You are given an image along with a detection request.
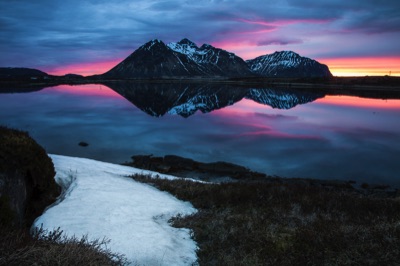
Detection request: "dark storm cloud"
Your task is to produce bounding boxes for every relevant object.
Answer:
[0,0,399,72]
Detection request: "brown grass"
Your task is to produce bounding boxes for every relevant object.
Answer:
[132,174,400,266]
[0,226,127,266]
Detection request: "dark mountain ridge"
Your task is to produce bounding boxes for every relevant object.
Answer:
[0,67,50,79]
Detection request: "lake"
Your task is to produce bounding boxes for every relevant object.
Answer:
[1,82,399,187]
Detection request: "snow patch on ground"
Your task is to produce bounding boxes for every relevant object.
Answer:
[34,154,198,266]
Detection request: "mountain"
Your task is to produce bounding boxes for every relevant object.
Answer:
[103,82,324,117]
[246,51,332,78]
[103,39,206,78]
[167,38,253,77]
[0,41,333,80]
[103,39,253,79]
[0,67,49,79]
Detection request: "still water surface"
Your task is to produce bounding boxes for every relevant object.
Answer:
[1,83,399,187]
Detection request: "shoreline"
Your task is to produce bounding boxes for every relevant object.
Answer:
[1,76,400,99]
[124,154,400,198]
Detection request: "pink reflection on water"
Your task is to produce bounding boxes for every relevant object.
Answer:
[43,84,124,99]
[237,130,325,140]
[211,100,323,140]
[210,95,400,144]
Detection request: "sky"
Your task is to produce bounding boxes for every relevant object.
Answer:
[0,0,399,76]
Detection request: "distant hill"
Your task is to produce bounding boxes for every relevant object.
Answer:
[246,51,332,78]
[0,67,49,79]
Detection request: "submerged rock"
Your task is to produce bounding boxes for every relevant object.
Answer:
[78,141,89,147]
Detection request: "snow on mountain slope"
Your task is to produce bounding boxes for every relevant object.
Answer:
[167,38,205,62]
[33,154,197,266]
[166,38,253,76]
[167,38,230,65]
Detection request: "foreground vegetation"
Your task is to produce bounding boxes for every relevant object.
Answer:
[133,175,400,265]
[2,125,400,265]
[0,227,127,266]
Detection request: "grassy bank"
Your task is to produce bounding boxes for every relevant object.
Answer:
[133,174,400,265]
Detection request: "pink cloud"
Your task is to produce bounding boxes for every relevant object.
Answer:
[236,18,333,27]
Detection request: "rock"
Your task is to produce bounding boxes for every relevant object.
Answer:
[0,126,60,227]
[78,141,89,147]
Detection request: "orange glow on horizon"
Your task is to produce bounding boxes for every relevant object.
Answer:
[319,57,400,77]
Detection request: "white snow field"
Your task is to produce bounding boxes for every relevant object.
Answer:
[33,154,198,266]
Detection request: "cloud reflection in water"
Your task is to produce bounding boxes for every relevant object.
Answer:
[0,84,399,187]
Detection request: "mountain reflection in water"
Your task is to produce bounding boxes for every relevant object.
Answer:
[0,82,399,187]
[103,81,324,117]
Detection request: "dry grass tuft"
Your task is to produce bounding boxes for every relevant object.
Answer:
[0,226,127,266]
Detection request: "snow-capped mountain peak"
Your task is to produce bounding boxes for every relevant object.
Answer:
[139,39,165,51]
[167,38,201,58]
[177,38,198,47]
[200,43,212,49]
[164,38,253,76]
